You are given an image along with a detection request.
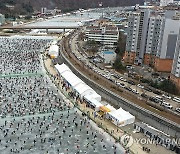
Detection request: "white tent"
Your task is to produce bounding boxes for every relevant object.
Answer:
[48,44,59,58]
[84,92,101,102]
[84,94,103,110]
[105,104,116,112]
[55,63,71,74]
[73,83,94,98]
[61,71,83,87]
[107,108,135,127]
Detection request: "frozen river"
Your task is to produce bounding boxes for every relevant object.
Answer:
[0,36,125,153]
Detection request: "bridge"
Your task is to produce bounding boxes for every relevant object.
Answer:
[0,26,79,33]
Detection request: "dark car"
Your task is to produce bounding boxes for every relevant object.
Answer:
[153,90,162,95]
[124,87,132,92]
[144,87,153,92]
[149,97,159,103]
[127,80,135,85]
[141,93,149,99]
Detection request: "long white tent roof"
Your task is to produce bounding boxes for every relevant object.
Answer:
[84,94,102,107]
[74,83,94,96]
[84,92,101,101]
[55,64,71,74]
[61,71,83,87]
[108,108,135,123]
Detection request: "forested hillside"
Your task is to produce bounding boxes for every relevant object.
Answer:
[0,0,144,16]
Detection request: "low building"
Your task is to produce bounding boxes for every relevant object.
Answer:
[85,24,119,48]
[99,50,116,64]
[0,14,5,26]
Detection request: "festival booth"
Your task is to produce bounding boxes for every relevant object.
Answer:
[73,83,95,99]
[84,94,102,110]
[84,92,101,102]
[99,105,111,115]
[55,63,71,75]
[106,108,135,127]
[60,71,83,89]
[48,45,59,58]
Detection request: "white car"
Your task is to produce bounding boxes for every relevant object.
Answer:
[137,84,144,89]
[117,82,125,88]
[132,89,139,94]
[162,94,171,100]
[175,108,180,113]
[161,102,173,109]
[119,77,127,82]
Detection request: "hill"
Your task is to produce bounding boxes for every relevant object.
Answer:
[0,0,144,16]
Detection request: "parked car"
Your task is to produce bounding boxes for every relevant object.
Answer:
[162,94,171,100]
[153,90,162,95]
[149,97,159,103]
[132,89,139,94]
[144,87,153,92]
[141,93,149,99]
[124,87,132,92]
[127,80,135,85]
[175,108,180,113]
[137,84,144,89]
[116,82,125,88]
[161,102,173,109]
[119,77,127,82]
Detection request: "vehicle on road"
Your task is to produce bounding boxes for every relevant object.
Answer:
[119,77,127,82]
[144,87,153,92]
[162,94,171,100]
[132,89,139,94]
[141,93,149,99]
[175,108,180,113]
[173,97,180,103]
[137,84,144,89]
[127,80,135,85]
[149,97,159,103]
[124,87,132,92]
[153,90,162,95]
[161,102,173,109]
[116,82,125,88]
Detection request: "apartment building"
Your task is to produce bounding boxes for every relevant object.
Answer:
[144,14,165,66]
[124,9,180,72]
[154,12,180,72]
[171,30,180,89]
[124,9,151,64]
[85,24,119,48]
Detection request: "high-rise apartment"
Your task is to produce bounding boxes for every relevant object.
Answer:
[124,9,151,64]
[171,29,180,89]
[124,9,180,72]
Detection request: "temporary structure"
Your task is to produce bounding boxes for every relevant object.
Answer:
[73,83,94,98]
[48,45,59,58]
[61,71,83,87]
[100,106,111,113]
[83,92,101,102]
[55,63,71,74]
[106,108,135,127]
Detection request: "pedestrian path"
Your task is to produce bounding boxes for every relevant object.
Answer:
[0,72,44,78]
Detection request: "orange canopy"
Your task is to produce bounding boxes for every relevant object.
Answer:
[100,106,111,112]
